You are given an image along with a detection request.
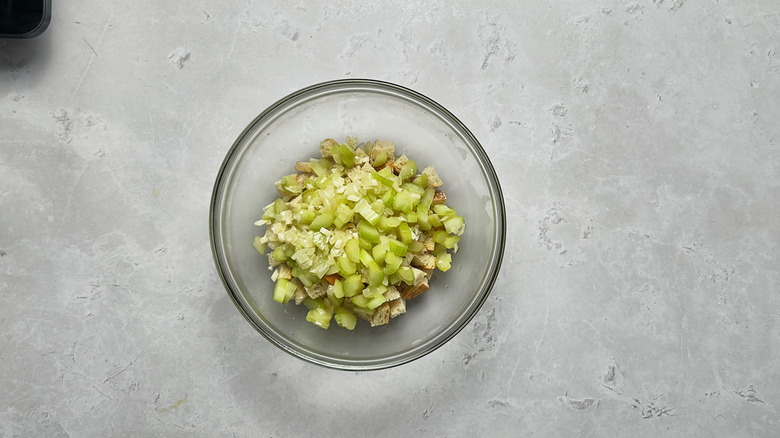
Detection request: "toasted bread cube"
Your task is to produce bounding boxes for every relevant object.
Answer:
[389,298,406,318]
[392,154,408,174]
[274,264,292,280]
[371,140,395,165]
[319,138,339,157]
[305,281,327,299]
[295,161,313,173]
[370,302,391,327]
[422,166,443,188]
[412,253,437,270]
[400,280,429,300]
[432,190,447,205]
[383,285,401,302]
[292,278,307,305]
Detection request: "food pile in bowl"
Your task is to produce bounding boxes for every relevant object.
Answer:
[210,79,505,370]
[252,137,466,330]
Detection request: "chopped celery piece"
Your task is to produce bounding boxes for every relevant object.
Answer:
[387,238,408,256]
[397,221,413,244]
[299,209,316,225]
[337,255,357,276]
[359,248,374,268]
[398,160,417,181]
[413,173,428,188]
[363,284,387,298]
[436,253,452,271]
[444,215,465,235]
[334,308,357,330]
[306,307,331,329]
[381,216,402,230]
[273,278,296,304]
[344,238,361,263]
[372,244,387,265]
[404,211,417,223]
[310,158,330,176]
[373,150,388,167]
[367,294,386,310]
[417,206,431,231]
[350,294,370,308]
[408,241,424,253]
[272,246,288,262]
[343,274,364,297]
[371,169,394,186]
[331,279,345,299]
[392,189,414,213]
[428,213,442,228]
[252,236,266,254]
[396,266,415,285]
[355,198,381,225]
[402,182,425,197]
[381,188,395,206]
[420,188,435,211]
[335,144,356,167]
[383,252,402,275]
[433,204,455,217]
[367,260,384,287]
[309,211,335,230]
[358,220,380,243]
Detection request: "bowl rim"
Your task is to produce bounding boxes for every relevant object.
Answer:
[210,78,506,370]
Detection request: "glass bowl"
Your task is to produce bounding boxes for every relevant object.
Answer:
[210,79,506,370]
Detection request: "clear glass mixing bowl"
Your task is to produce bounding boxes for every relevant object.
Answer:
[210,79,506,370]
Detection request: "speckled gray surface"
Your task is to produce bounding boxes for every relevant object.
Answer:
[1,0,779,436]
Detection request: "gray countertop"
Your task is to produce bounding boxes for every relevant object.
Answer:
[2,1,778,436]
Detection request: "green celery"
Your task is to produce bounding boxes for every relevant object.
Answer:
[252,236,266,254]
[358,220,380,243]
[344,238,361,263]
[334,308,357,330]
[306,307,332,329]
[343,274,364,297]
[309,211,335,230]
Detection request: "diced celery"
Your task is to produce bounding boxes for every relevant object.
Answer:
[396,266,415,285]
[310,158,330,176]
[335,144,356,167]
[408,241,424,254]
[334,308,357,330]
[306,307,331,329]
[371,169,394,186]
[417,206,431,231]
[444,215,465,235]
[413,173,428,188]
[350,294,370,308]
[433,204,455,217]
[383,251,402,275]
[273,278,293,303]
[272,246,288,262]
[344,238,361,263]
[363,284,387,298]
[381,188,395,207]
[299,209,316,225]
[343,274,364,297]
[337,255,357,276]
[373,150,388,167]
[402,182,425,197]
[367,260,384,287]
[381,216,402,230]
[428,213,442,228]
[372,244,387,264]
[309,211,335,230]
[397,221,413,244]
[392,189,414,213]
[436,253,452,271]
[355,198,381,225]
[358,220,380,243]
[404,211,417,223]
[367,294,386,310]
[420,187,435,211]
[327,285,343,308]
[359,248,374,268]
[398,160,417,181]
[303,297,320,310]
[310,259,330,278]
[252,236,266,254]
[387,238,408,257]
[331,279,344,299]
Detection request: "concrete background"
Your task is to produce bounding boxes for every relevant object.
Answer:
[1,0,778,436]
